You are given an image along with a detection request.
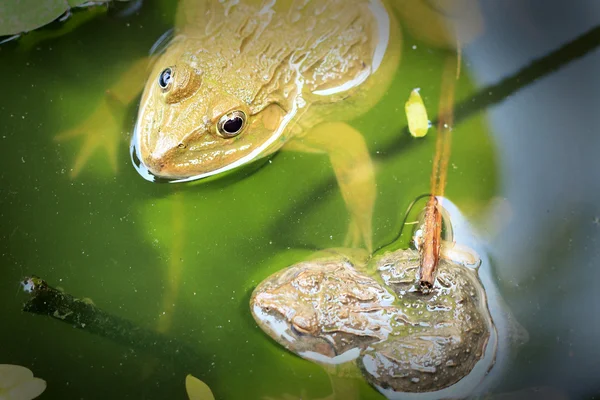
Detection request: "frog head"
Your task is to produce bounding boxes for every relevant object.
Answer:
[250,259,394,365]
[133,38,295,182]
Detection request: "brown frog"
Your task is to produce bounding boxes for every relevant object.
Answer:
[250,198,527,398]
[58,0,405,252]
[361,249,491,394]
[251,251,396,365]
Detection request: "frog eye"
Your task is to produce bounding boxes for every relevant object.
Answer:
[216,110,247,138]
[158,67,174,90]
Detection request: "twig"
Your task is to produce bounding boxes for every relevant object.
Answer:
[20,276,204,367]
[418,55,456,289]
[418,196,442,289]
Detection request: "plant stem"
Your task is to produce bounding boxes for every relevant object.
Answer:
[418,54,456,289]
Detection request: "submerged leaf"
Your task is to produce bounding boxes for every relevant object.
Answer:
[185,375,215,400]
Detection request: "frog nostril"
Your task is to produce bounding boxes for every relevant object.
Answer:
[177,143,186,149]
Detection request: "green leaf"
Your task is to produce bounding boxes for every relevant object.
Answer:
[0,0,130,36]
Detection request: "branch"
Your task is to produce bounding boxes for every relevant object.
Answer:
[21,276,204,367]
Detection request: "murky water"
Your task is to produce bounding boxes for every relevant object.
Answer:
[0,1,597,399]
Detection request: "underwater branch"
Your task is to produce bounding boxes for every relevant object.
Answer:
[20,276,203,367]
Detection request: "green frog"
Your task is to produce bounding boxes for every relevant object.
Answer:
[250,198,527,399]
[57,0,404,251]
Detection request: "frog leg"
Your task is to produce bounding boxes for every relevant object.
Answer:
[54,58,150,178]
[440,241,481,268]
[327,374,360,400]
[313,364,360,400]
[156,191,185,335]
[284,122,375,252]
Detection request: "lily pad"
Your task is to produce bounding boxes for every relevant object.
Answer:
[0,0,130,36]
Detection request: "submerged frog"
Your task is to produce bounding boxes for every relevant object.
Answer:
[58,0,403,251]
[251,198,527,399]
[360,249,491,394]
[251,248,492,397]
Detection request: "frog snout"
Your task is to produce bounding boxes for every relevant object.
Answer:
[140,147,183,179]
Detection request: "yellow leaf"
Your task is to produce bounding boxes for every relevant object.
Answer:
[405,89,430,138]
[185,375,215,400]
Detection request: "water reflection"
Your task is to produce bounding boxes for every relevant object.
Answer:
[460,0,600,396]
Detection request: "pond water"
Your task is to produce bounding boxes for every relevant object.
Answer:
[0,1,597,399]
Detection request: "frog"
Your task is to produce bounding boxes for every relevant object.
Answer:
[250,251,397,365]
[250,197,527,399]
[359,248,492,395]
[56,0,405,252]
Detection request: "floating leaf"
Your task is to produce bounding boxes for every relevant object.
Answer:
[405,88,430,138]
[0,364,46,400]
[185,375,215,400]
[0,0,131,36]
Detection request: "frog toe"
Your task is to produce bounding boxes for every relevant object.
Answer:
[54,101,121,178]
[343,218,363,249]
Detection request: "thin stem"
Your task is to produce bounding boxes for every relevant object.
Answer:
[418,55,457,289]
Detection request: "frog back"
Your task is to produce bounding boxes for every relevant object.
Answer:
[172,0,401,138]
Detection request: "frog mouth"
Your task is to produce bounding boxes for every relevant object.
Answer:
[131,113,292,183]
[130,121,259,182]
[250,303,302,347]
[250,303,338,362]
[250,302,363,365]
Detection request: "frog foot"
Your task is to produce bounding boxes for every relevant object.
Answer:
[343,217,363,249]
[54,91,125,178]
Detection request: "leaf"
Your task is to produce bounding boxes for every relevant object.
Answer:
[0,365,46,400]
[0,364,33,390]
[67,0,90,6]
[405,88,430,138]
[185,375,215,400]
[7,378,46,400]
[0,0,74,36]
[0,0,131,36]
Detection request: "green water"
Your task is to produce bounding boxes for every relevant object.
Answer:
[0,2,497,399]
